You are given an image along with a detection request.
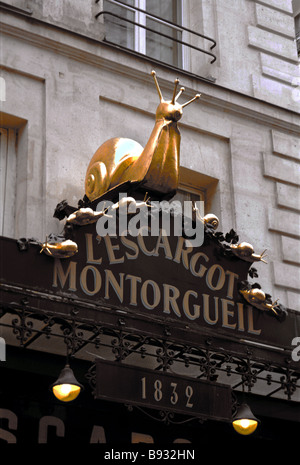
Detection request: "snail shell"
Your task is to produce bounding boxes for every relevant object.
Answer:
[40,239,78,258]
[231,242,254,257]
[85,138,143,202]
[66,207,106,225]
[247,288,266,302]
[203,214,219,230]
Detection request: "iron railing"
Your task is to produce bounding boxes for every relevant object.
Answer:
[95,0,217,65]
[1,291,299,404]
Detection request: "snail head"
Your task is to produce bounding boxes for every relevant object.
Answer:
[151,71,200,122]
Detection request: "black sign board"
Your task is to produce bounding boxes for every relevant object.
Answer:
[1,211,299,353]
[95,359,232,422]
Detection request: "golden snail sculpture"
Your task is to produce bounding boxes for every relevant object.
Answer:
[40,237,78,259]
[230,242,267,263]
[193,203,219,230]
[85,71,200,202]
[239,288,279,316]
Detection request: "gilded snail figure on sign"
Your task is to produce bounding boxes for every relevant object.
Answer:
[85,71,200,202]
[230,242,267,263]
[66,207,108,225]
[40,238,78,258]
[239,288,279,316]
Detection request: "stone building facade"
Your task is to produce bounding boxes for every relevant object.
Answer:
[1,0,299,313]
[1,0,300,445]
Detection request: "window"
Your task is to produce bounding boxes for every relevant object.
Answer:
[295,13,300,56]
[0,127,17,236]
[173,167,219,220]
[293,0,300,56]
[173,186,205,206]
[101,0,183,68]
[96,0,217,70]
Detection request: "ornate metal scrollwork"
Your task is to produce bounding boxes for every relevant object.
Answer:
[111,330,132,361]
[1,301,299,403]
[235,357,259,392]
[12,313,33,346]
[280,362,299,401]
[85,363,97,395]
[125,404,204,426]
[11,300,34,346]
[198,349,218,381]
[156,340,176,371]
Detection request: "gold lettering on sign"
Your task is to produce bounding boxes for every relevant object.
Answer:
[105,270,124,302]
[173,236,193,270]
[137,234,155,256]
[153,230,173,260]
[104,235,124,264]
[206,264,226,291]
[189,252,209,277]
[125,274,142,306]
[203,294,219,325]
[182,290,200,320]
[225,270,239,299]
[53,259,77,291]
[80,265,102,296]
[141,280,161,309]
[221,298,236,330]
[120,236,139,260]
[163,284,181,317]
[51,232,263,338]
[86,233,102,264]
[237,302,245,332]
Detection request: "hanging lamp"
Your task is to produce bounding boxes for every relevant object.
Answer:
[232,403,260,435]
[51,364,84,402]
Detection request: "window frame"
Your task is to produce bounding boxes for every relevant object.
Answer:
[102,0,184,68]
[96,0,217,71]
[0,127,17,237]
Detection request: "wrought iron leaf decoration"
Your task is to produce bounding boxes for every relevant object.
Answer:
[225,229,239,244]
[248,267,258,278]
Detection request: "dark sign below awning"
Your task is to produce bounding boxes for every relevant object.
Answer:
[95,359,232,422]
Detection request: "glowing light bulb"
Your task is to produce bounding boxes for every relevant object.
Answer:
[52,383,81,402]
[232,404,259,435]
[51,365,83,402]
[240,419,251,429]
[60,384,72,396]
[232,418,258,435]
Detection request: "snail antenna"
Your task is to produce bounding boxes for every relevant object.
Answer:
[175,86,185,102]
[151,70,163,101]
[271,299,279,316]
[171,78,180,104]
[260,249,268,264]
[181,93,201,108]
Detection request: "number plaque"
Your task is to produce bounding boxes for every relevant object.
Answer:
[95,360,232,421]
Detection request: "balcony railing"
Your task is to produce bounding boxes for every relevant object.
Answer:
[95,0,217,68]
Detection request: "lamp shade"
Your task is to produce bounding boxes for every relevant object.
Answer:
[232,403,260,436]
[51,364,84,402]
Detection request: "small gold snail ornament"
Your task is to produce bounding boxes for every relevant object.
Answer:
[203,213,219,229]
[192,203,219,230]
[230,242,267,263]
[66,207,108,226]
[40,237,78,258]
[110,195,152,216]
[85,71,200,201]
[239,288,279,316]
